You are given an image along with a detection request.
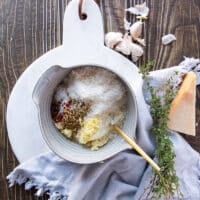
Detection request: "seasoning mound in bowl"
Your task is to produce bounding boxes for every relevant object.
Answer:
[51,67,127,150]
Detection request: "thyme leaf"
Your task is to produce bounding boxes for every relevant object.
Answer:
[140,62,182,200]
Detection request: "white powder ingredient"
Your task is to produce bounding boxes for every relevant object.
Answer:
[64,67,127,116]
[54,66,127,143]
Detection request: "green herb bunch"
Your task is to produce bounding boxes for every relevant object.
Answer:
[139,60,154,79]
[139,62,182,200]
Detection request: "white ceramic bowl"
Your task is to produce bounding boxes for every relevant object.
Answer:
[33,65,137,164]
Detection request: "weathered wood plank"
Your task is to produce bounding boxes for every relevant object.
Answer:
[146,0,200,152]
[0,0,199,199]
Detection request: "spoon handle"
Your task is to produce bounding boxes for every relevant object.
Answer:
[113,125,160,172]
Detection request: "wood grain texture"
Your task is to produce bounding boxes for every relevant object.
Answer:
[0,0,200,199]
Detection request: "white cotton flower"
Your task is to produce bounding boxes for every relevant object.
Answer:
[130,21,143,40]
[162,34,176,45]
[105,32,123,49]
[126,2,149,17]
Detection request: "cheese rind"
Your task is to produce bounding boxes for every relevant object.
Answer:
[167,71,196,136]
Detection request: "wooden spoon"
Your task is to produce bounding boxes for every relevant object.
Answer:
[113,125,160,172]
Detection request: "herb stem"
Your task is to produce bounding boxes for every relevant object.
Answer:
[140,61,182,200]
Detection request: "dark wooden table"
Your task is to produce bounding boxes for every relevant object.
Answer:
[0,0,200,199]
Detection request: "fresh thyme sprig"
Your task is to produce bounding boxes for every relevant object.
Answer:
[140,62,182,200]
[148,83,181,199]
[139,60,154,79]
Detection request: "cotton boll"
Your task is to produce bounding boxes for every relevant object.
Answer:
[130,21,143,40]
[105,32,123,49]
[162,34,176,45]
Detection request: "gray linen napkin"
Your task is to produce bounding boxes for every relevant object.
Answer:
[7,58,200,200]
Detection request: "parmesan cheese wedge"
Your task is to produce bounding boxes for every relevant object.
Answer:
[167,71,196,136]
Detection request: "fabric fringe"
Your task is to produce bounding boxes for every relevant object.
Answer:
[7,172,68,200]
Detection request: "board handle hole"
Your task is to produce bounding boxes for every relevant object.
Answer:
[79,0,87,20]
[78,0,100,20]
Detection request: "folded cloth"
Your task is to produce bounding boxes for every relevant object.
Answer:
[7,58,200,200]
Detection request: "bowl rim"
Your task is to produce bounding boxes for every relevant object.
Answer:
[33,64,138,164]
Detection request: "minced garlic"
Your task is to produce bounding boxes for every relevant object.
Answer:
[90,136,110,151]
[78,117,101,144]
[61,129,72,138]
